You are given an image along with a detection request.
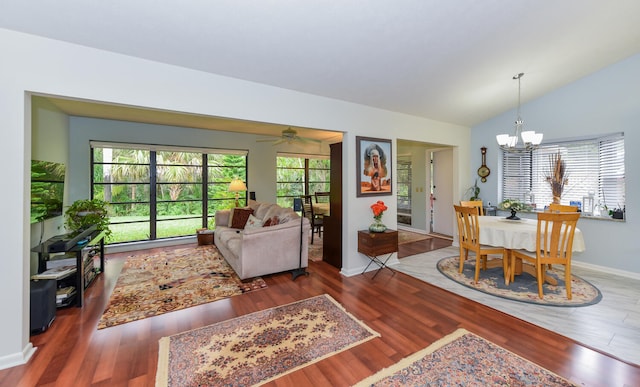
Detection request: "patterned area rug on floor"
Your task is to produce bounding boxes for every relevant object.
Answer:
[354,328,578,386]
[308,234,323,262]
[98,245,266,329]
[437,256,602,307]
[398,230,432,245]
[156,294,380,387]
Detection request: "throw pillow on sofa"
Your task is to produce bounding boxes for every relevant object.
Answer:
[228,208,254,229]
[263,215,279,227]
[245,214,264,229]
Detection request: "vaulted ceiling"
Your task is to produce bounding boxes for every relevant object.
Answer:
[3,1,640,136]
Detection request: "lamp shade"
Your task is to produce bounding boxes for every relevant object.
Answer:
[228,178,247,192]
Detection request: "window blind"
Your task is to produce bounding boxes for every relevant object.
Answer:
[501,133,624,210]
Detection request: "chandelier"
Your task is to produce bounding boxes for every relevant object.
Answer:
[496,73,543,152]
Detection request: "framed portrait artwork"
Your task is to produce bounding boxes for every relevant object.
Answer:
[356,136,392,197]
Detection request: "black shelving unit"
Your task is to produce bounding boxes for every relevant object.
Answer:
[31,227,106,308]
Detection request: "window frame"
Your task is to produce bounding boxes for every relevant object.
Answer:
[276,153,330,208]
[91,141,247,244]
[501,132,625,213]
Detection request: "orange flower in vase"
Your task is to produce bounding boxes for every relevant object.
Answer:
[369,200,388,232]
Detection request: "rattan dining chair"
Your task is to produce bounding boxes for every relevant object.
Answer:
[460,200,484,216]
[454,205,508,284]
[548,203,579,213]
[510,212,580,299]
[314,191,330,203]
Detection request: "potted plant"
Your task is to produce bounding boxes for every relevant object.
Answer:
[609,207,625,219]
[464,179,481,201]
[498,199,530,220]
[65,199,111,238]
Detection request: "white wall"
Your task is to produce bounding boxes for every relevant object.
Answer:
[0,28,469,368]
[470,53,640,275]
[29,98,69,275]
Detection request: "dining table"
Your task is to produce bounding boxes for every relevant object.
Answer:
[312,202,330,216]
[478,215,586,285]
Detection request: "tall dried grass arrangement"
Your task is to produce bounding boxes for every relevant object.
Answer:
[545,152,568,204]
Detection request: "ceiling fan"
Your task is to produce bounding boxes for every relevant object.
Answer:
[256,127,322,145]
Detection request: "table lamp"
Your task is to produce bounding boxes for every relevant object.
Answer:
[228,178,247,207]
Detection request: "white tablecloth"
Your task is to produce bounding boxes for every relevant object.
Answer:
[478,216,585,252]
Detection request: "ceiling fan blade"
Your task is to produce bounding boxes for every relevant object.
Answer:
[256,137,278,142]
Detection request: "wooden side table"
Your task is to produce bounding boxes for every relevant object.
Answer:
[358,229,398,278]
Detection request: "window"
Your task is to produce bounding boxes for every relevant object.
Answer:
[276,154,330,208]
[501,133,624,211]
[91,142,247,244]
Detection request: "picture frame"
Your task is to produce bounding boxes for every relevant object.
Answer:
[356,136,392,197]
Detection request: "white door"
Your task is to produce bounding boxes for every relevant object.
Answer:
[432,148,454,237]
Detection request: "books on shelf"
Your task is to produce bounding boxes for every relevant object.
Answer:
[56,286,76,299]
[56,286,76,305]
[31,265,77,280]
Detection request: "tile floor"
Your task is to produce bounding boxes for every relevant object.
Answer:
[392,246,640,366]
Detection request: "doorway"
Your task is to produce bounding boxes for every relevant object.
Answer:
[430,148,454,238]
[396,140,454,238]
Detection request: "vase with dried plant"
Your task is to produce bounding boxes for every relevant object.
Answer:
[545,152,568,204]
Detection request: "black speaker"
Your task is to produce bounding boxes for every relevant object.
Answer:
[30,280,56,334]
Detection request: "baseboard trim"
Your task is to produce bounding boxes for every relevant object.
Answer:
[572,260,640,281]
[341,255,400,277]
[0,342,36,371]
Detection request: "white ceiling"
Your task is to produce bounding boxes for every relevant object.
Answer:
[3,1,640,134]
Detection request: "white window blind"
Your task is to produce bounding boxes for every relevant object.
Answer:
[501,133,624,210]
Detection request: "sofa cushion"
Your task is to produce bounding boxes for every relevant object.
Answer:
[244,214,264,229]
[248,200,263,212]
[262,205,284,222]
[278,208,299,224]
[228,208,254,229]
[254,203,277,220]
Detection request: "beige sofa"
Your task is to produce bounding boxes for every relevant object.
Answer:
[214,201,310,279]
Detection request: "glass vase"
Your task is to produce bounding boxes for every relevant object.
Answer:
[369,218,387,233]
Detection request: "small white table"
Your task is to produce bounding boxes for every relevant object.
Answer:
[478,216,585,284]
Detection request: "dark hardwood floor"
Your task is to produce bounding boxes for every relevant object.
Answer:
[397,233,452,258]
[3,241,638,386]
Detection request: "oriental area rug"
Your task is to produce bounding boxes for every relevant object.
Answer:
[97,245,266,329]
[156,294,380,386]
[354,328,578,386]
[437,256,602,307]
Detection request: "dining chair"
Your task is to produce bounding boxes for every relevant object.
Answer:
[544,203,579,270]
[548,203,579,213]
[314,191,330,203]
[511,212,580,299]
[301,195,323,244]
[460,200,484,216]
[454,205,508,284]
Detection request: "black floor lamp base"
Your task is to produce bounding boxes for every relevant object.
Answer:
[292,197,309,281]
[291,268,309,280]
